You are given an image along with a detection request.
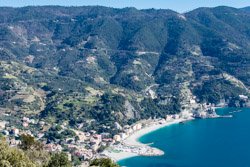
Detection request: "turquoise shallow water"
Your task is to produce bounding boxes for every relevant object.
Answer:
[118,108,250,167]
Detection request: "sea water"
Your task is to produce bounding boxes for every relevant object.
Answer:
[118,108,250,167]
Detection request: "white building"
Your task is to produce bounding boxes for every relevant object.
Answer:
[39,121,45,127]
[239,95,248,101]
[120,133,128,140]
[22,117,30,122]
[0,121,7,130]
[190,99,196,104]
[113,135,121,142]
[132,123,142,131]
[22,122,29,127]
[125,128,133,135]
[165,115,172,121]
[180,110,193,119]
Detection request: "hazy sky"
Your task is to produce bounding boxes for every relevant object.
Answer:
[0,0,249,12]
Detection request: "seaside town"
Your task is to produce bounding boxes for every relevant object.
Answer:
[0,1,250,166]
[0,94,249,165]
[0,95,248,166]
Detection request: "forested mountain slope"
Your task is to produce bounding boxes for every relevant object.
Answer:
[0,6,249,133]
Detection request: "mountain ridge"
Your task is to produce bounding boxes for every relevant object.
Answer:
[0,5,249,134]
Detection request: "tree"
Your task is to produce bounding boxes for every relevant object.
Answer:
[0,160,11,167]
[0,133,4,139]
[25,149,50,166]
[0,139,36,167]
[19,134,43,151]
[97,145,108,153]
[47,152,72,167]
[90,158,119,167]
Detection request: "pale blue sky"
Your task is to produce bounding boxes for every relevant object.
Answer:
[0,0,249,12]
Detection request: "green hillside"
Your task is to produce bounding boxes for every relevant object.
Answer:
[0,6,249,134]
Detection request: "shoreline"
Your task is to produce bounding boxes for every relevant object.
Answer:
[122,118,193,147]
[103,117,194,162]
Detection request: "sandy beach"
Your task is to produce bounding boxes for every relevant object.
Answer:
[123,118,191,146]
[104,117,194,162]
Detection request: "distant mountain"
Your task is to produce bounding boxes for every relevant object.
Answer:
[0,6,249,133]
[241,7,250,12]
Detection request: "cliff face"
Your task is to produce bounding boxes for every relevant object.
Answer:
[0,6,249,132]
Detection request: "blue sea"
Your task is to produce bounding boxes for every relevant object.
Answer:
[118,108,250,167]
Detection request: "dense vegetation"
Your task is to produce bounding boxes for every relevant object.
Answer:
[0,135,118,167]
[0,6,249,134]
[90,158,119,167]
[0,135,72,167]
